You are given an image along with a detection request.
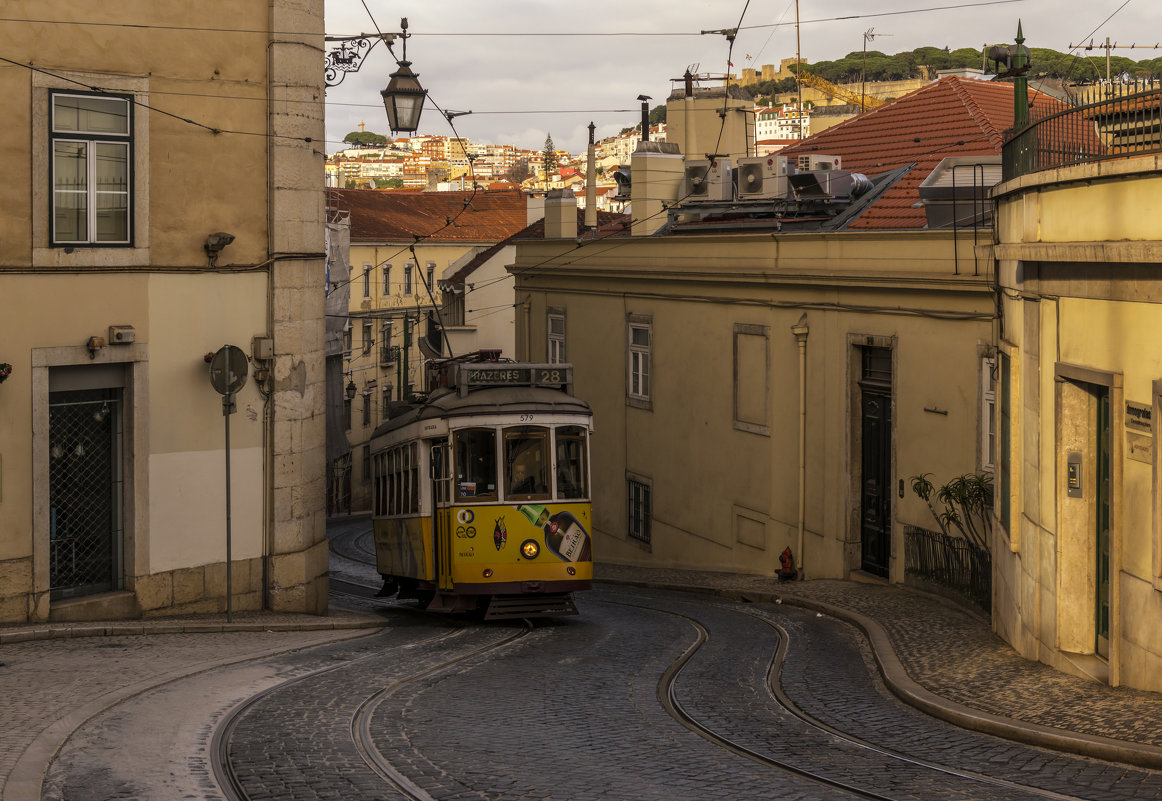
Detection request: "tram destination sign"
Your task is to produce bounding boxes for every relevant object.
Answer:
[453,363,572,394]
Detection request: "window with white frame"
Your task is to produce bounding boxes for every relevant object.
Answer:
[50,92,132,245]
[362,320,373,354]
[981,356,997,472]
[627,477,652,543]
[627,315,652,405]
[548,310,566,363]
[343,321,352,352]
[426,262,436,294]
[404,262,413,294]
[362,264,371,297]
[382,264,392,294]
[362,390,372,427]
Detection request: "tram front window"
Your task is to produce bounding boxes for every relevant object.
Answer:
[455,429,497,499]
[505,427,549,499]
[555,425,588,499]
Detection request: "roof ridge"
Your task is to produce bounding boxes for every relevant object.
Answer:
[946,77,1006,150]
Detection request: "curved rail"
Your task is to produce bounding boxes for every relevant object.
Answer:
[601,594,1083,801]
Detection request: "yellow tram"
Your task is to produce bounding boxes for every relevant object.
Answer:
[369,360,593,618]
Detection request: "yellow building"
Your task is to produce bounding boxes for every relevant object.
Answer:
[510,79,1008,582]
[327,188,528,512]
[0,3,328,621]
[992,83,1162,691]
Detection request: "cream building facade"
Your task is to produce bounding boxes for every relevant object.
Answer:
[327,188,527,513]
[509,81,1002,583]
[0,3,328,622]
[992,150,1162,692]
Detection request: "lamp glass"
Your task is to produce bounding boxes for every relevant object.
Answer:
[381,61,426,133]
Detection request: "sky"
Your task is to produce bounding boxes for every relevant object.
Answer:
[323,0,1160,155]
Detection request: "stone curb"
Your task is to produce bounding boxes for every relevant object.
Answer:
[0,616,390,645]
[597,577,1162,770]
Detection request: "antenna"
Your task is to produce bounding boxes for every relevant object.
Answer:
[862,28,893,111]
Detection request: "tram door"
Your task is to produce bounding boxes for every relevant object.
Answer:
[858,347,893,578]
[430,441,453,590]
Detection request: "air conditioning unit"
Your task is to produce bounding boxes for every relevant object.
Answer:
[736,156,789,200]
[796,153,842,172]
[683,158,733,202]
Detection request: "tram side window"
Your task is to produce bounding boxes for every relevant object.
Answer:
[555,426,588,499]
[386,443,420,515]
[455,428,497,500]
[374,453,387,516]
[505,426,550,499]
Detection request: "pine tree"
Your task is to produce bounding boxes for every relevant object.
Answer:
[542,133,558,178]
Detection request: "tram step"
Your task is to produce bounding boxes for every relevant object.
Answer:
[483,593,578,620]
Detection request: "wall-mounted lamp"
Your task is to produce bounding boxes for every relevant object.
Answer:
[325,18,427,134]
[346,379,357,400]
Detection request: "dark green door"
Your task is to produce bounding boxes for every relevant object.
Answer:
[1096,388,1110,658]
[859,347,892,577]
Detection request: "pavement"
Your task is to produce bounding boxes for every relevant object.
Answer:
[2,566,1161,801]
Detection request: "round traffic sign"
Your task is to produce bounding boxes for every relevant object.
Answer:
[209,345,249,395]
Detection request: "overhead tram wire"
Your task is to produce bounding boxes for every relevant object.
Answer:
[4,1,1031,38]
[0,56,315,144]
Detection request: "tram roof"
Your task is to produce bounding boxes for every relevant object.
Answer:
[371,385,592,440]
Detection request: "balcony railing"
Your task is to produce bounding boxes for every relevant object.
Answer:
[1003,81,1162,181]
[380,344,400,365]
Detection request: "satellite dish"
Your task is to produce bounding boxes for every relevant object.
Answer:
[209,345,249,395]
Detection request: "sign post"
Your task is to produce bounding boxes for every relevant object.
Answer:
[208,345,249,622]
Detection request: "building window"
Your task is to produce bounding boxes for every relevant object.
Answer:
[50,92,132,245]
[383,385,393,416]
[548,310,566,364]
[981,356,997,472]
[627,315,652,406]
[362,264,371,298]
[344,398,352,430]
[362,391,372,427]
[362,444,371,480]
[343,322,352,352]
[628,478,651,543]
[362,320,373,354]
[426,262,436,294]
[383,264,392,295]
[404,263,413,294]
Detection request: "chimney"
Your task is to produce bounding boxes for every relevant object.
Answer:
[666,83,754,161]
[526,193,545,226]
[585,122,597,230]
[630,141,683,236]
[544,188,577,239]
[638,95,652,143]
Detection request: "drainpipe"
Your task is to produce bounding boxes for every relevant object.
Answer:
[791,315,809,575]
[585,122,597,230]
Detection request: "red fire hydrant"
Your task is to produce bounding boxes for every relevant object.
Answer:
[778,547,798,581]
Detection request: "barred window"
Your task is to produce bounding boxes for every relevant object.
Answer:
[628,478,651,543]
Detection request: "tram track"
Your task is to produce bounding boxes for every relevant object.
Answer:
[212,596,534,801]
[600,593,1086,801]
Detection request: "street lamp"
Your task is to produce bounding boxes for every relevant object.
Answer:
[324,17,427,134]
[381,19,427,134]
[346,379,357,400]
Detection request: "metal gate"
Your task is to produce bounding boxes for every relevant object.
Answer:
[49,387,123,599]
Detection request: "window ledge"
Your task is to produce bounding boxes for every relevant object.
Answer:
[627,396,652,411]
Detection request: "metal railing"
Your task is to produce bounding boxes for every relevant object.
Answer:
[1003,81,1162,181]
[904,525,991,612]
[380,344,400,365]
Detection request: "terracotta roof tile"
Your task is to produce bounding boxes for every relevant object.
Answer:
[779,77,1065,229]
[329,188,528,242]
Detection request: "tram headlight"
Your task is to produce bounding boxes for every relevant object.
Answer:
[520,539,540,559]
[483,568,494,578]
[567,566,576,576]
